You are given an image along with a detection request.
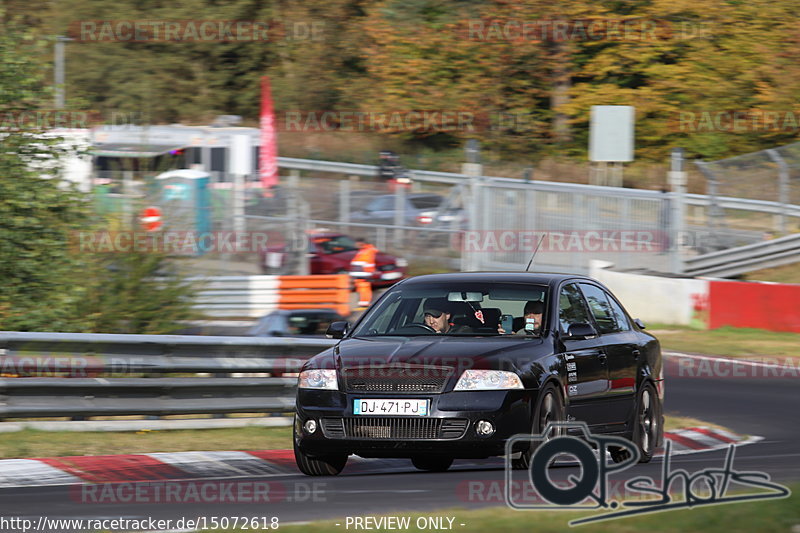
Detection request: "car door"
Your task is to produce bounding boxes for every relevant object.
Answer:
[556,283,610,427]
[359,196,395,225]
[578,283,639,427]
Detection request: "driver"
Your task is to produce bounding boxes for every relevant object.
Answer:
[423,298,472,334]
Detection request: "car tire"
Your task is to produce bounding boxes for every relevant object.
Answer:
[632,382,660,463]
[411,456,453,472]
[512,382,564,470]
[610,381,661,464]
[294,439,348,476]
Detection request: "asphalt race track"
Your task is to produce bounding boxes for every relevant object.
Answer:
[0,353,797,531]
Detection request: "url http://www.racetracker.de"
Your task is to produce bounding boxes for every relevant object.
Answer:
[0,515,281,532]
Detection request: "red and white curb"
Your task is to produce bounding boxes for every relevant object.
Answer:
[0,426,758,489]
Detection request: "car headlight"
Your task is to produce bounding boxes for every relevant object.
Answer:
[298,369,338,390]
[395,257,408,267]
[454,370,523,390]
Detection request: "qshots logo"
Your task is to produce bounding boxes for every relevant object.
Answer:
[505,422,790,525]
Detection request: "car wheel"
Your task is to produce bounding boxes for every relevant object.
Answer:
[610,381,660,464]
[633,382,660,463]
[512,383,564,470]
[294,438,348,476]
[411,456,453,472]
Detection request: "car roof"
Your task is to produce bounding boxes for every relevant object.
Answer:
[371,193,443,200]
[265,308,344,318]
[308,232,347,239]
[397,271,594,288]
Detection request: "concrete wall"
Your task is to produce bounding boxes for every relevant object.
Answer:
[591,260,800,332]
[589,261,708,328]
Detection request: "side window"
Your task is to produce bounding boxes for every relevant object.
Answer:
[367,197,393,211]
[370,297,403,333]
[605,293,632,332]
[559,284,592,334]
[254,315,282,335]
[579,284,617,334]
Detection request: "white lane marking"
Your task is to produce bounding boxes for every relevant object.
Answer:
[665,351,797,371]
[147,451,284,477]
[0,459,83,487]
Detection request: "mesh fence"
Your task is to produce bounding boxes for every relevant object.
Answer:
[696,140,800,237]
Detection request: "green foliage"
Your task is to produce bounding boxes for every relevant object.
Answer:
[11,0,800,162]
[0,20,200,333]
[0,23,92,331]
[72,238,201,334]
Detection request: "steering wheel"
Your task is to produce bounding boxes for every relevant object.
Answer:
[390,323,437,334]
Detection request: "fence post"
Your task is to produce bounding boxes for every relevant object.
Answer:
[287,171,309,275]
[393,184,406,248]
[766,149,789,236]
[669,148,687,274]
[462,162,483,271]
[339,179,350,224]
[123,170,134,225]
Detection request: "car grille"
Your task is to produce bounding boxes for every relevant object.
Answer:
[321,418,468,440]
[342,365,453,394]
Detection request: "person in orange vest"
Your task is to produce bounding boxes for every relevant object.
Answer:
[350,238,377,309]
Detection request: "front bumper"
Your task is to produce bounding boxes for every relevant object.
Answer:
[295,388,533,458]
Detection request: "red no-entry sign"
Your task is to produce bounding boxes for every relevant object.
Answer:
[140,206,162,232]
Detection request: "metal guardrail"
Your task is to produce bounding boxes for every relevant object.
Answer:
[278,156,800,217]
[0,332,336,419]
[683,233,800,278]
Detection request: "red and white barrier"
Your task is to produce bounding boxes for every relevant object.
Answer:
[591,260,800,332]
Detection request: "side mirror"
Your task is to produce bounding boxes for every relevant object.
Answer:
[566,323,598,340]
[634,318,646,329]
[326,321,350,339]
[268,330,284,337]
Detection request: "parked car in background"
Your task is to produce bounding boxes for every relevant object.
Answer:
[349,193,466,229]
[249,309,347,337]
[261,231,408,287]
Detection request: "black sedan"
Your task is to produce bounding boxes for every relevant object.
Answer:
[293,272,664,475]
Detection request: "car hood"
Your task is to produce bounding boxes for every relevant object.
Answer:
[305,335,549,374]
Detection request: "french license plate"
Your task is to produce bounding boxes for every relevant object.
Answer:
[353,399,429,416]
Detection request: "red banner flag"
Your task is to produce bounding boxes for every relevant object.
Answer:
[259,76,279,192]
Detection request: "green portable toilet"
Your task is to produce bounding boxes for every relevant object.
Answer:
[154,169,212,253]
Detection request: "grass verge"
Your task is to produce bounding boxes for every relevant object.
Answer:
[0,426,292,459]
[650,324,800,359]
[266,486,799,533]
[1,415,720,459]
[744,263,800,285]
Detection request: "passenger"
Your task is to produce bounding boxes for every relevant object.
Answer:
[498,300,544,335]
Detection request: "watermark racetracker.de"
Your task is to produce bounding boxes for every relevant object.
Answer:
[504,422,790,526]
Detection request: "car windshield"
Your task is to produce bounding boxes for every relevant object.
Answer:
[313,235,358,254]
[350,282,549,336]
[409,195,442,209]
